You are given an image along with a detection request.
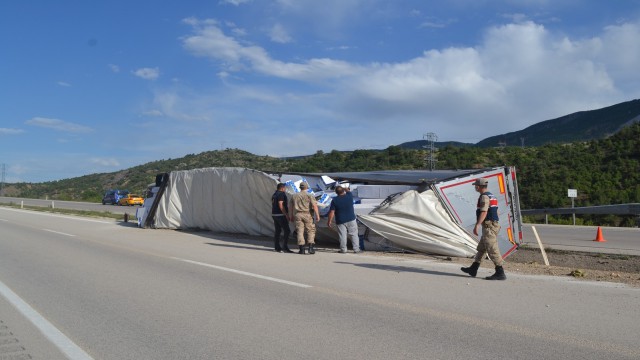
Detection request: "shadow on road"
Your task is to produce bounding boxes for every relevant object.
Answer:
[205,242,275,252]
[116,221,139,228]
[334,261,468,278]
[184,229,346,252]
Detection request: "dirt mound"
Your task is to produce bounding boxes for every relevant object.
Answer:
[498,246,640,287]
[430,246,640,287]
[368,245,640,287]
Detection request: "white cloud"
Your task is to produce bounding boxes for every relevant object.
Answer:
[0,128,24,135]
[178,17,640,146]
[108,64,120,73]
[148,91,212,122]
[25,117,93,133]
[419,21,447,29]
[326,45,353,51]
[597,22,640,81]
[182,19,361,81]
[231,27,247,37]
[133,67,160,80]
[10,164,28,175]
[90,158,120,167]
[419,16,456,29]
[142,110,164,117]
[220,0,251,5]
[330,20,632,140]
[269,23,292,43]
[57,81,71,87]
[274,0,371,32]
[501,13,529,23]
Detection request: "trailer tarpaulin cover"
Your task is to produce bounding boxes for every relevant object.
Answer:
[153,167,277,236]
[358,189,478,257]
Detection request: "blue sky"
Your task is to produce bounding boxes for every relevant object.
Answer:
[2,0,640,183]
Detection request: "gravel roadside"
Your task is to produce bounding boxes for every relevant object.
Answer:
[376,246,640,288]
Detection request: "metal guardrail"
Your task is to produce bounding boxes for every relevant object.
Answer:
[521,203,640,216]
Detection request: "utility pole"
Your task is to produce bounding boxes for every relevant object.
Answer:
[423,132,438,171]
[0,163,5,196]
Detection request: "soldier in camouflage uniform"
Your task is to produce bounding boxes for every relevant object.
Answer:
[461,178,506,280]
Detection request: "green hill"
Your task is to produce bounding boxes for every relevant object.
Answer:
[4,150,290,203]
[476,99,640,147]
[398,99,640,150]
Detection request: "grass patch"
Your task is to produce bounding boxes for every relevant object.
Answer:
[590,253,632,261]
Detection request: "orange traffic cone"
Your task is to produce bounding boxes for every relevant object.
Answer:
[593,227,607,242]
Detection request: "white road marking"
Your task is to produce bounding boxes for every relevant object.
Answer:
[0,280,94,360]
[43,229,76,237]
[171,257,312,288]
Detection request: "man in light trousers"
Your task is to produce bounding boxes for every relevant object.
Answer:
[327,185,360,253]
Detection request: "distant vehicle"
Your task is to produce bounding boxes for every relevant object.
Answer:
[118,194,144,206]
[102,189,130,205]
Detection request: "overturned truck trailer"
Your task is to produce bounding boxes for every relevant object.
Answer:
[355,167,522,258]
[137,166,523,258]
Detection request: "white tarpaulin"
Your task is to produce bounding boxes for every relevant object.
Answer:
[153,167,277,236]
[358,189,478,257]
[141,166,521,258]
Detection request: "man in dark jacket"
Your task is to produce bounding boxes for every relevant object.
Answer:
[271,183,293,253]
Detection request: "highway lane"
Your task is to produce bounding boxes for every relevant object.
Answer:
[2,196,639,255]
[1,207,639,360]
[521,224,640,255]
[0,196,138,215]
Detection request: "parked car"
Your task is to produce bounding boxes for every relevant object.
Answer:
[118,194,144,206]
[102,189,130,205]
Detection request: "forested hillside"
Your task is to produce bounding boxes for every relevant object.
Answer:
[477,98,640,147]
[438,123,640,210]
[4,124,639,221]
[400,99,640,149]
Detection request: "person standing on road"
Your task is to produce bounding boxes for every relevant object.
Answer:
[461,178,507,280]
[271,183,294,253]
[289,181,320,255]
[326,185,361,254]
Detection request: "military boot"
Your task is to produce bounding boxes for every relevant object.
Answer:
[298,245,306,255]
[308,244,316,254]
[485,266,507,280]
[461,262,480,277]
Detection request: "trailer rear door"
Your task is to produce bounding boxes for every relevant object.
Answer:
[432,167,523,258]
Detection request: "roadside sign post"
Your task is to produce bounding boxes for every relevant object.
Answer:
[568,189,577,225]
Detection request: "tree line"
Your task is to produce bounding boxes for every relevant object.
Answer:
[5,123,639,225]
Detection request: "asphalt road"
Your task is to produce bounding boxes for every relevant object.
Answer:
[1,196,638,255]
[1,206,639,360]
[0,196,139,215]
[521,224,640,256]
